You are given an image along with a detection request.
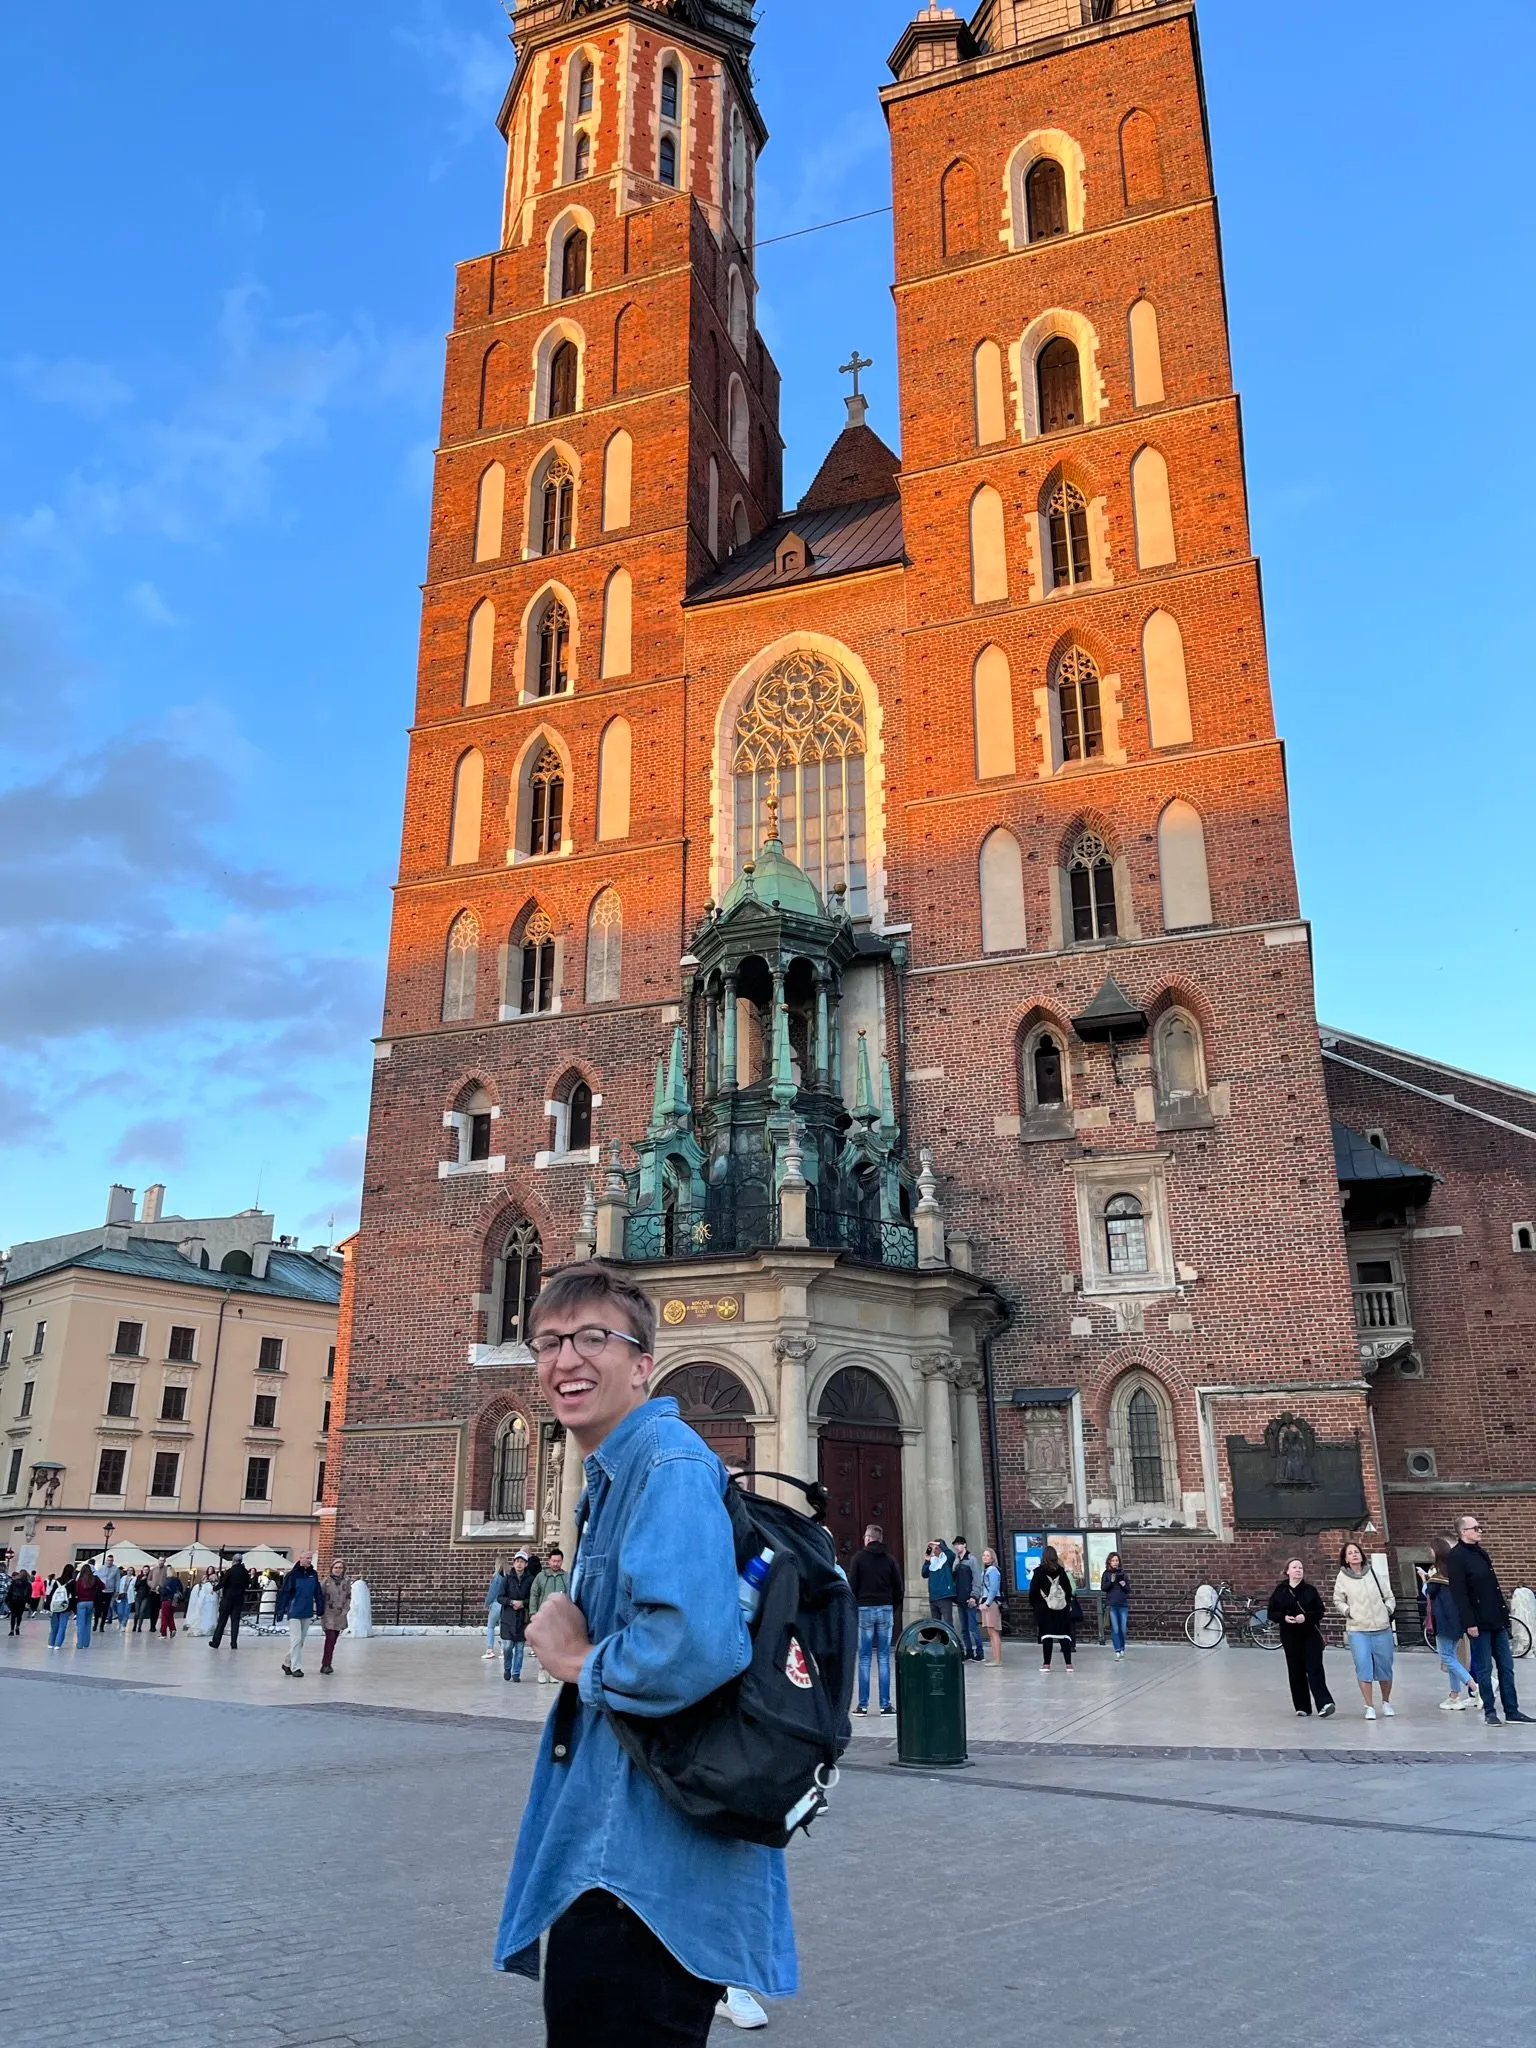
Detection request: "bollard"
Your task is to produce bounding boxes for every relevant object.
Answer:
[894,1620,969,1768]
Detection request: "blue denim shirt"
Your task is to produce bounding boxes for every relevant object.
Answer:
[494,1398,798,1999]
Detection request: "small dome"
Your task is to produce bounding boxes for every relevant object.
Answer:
[720,834,825,918]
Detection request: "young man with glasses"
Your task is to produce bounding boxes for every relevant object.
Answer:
[1448,1515,1534,1727]
[494,1264,795,2045]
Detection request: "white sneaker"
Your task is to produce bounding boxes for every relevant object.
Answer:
[481,1649,497,1660]
[1442,1696,1469,1711]
[1381,1702,1395,1717]
[716,1986,768,2030]
[537,1669,550,1684]
[1363,1706,1376,1720]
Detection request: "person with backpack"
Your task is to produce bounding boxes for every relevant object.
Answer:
[1029,1546,1077,1671]
[848,1522,904,1713]
[529,1546,570,1685]
[922,1538,957,1630]
[1267,1558,1336,1718]
[48,1567,75,1649]
[500,1265,800,2045]
[952,1538,984,1661]
[1100,1552,1131,1659]
[1425,1536,1478,1711]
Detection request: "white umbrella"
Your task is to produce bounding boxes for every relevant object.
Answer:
[163,1542,222,1572]
[238,1545,292,1573]
[90,1540,158,1570]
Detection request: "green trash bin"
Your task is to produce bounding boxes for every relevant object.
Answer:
[894,1620,969,1768]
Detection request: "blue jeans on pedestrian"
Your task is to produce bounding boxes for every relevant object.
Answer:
[958,1602,983,1659]
[503,1639,525,1680]
[1470,1628,1521,1721]
[857,1604,894,1710]
[1108,1604,1128,1653]
[1437,1636,1475,1694]
[48,1610,69,1648]
[486,1604,500,1651]
[74,1605,92,1648]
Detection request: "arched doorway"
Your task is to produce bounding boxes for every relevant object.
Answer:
[817,1367,904,1571]
[654,1363,756,1474]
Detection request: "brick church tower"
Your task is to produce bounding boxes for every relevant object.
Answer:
[331,0,1385,1621]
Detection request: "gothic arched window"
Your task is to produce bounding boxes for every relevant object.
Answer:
[661,64,679,122]
[548,340,579,418]
[491,1414,530,1520]
[585,887,623,1003]
[1037,337,1083,433]
[732,650,869,916]
[576,61,594,116]
[560,229,588,299]
[497,1219,543,1346]
[1067,828,1117,942]
[1056,645,1103,763]
[1047,481,1091,589]
[1126,1387,1164,1502]
[536,600,571,698]
[659,134,678,187]
[442,911,479,1023]
[1026,158,1068,240]
[1034,1031,1065,1107]
[528,752,565,858]
[568,1081,593,1152]
[1154,1008,1205,1103]
[573,130,591,181]
[1105,1193,1148,1275]
[540,461,575,553]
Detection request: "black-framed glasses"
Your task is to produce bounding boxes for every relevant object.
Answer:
[529,1325,644,1363]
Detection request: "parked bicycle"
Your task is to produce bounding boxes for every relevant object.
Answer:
[1413,1570,1532,1657]
[1185,1582,1280,1651]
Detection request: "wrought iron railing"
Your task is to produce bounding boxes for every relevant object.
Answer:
[624,1205,917,1270]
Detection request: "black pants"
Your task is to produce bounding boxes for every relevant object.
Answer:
[544,1890,723,2048]
[928,1596,955,1629]
[1040,1633,1074,1667]
[1282,1627,1333,1713]
[209,1602,242,1648]
[6,1607,24,1635]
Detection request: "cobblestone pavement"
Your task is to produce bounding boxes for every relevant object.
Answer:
[3,1664,1533,2048]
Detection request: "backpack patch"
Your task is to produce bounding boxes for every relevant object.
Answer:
[784,1637,813,1691]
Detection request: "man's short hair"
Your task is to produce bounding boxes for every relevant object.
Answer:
[1458,1515,1480,1536]
[526,1263,657,1355]
[865,1525,883,1543]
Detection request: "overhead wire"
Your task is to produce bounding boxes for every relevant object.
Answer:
[754,204,893,252]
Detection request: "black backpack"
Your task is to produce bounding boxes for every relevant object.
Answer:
[553,1470,856,1849]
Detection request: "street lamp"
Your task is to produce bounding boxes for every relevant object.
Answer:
[102,1519,115,1557]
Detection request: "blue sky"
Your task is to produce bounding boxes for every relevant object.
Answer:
[1,0,1531,1247]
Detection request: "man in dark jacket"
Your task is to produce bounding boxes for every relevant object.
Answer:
[276,1554,325,1677]
[952,1538,984,1662]
[210,1557,251,1651]
[848,1524,904,1714]
[1449,1516,1533,1726]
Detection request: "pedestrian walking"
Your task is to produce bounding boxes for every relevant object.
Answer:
[158,1571,183,1637]
[1029,1546,1077,1672]
[275,1553,325,1677]
[318,1558,350,1675]
[209,1557,251,1650]
[132,1568,158,1632]
[1100,1552,1131,1658]
[1267,1558,1336,1718]
[847,1522,903,1713]
[94,1555,119,1633]
[4,1567,30,1636]
[1425,1536,1479,1711]
[72,1563,100,1650]
[529,1547,570,1684]
[1447,1515,1534,1725]
[48,1567,74,1649]
[483,1557,507,1661]
[952,1538,984,1661]
[922,1539,957,1630]
[114,1572,134,1628]
[1333,1540,1397,1719]
[978,1548,1004,1665]
[499,1550,537,1682]
[500,1264,797,2043]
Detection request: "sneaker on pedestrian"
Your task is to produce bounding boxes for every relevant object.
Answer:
[1466,1682,1481,1706]
[281,1661,291,1676]
[1363,1705,1376,1720]
[1441,1696,1466,1711]
[481,1649,497,1661]
[880,1704,894,1715]
[716,1987,768,2031]
[1318,1702,1335,1717]
[1295,1709,1309,1718]
[853,1704,867,1715]
[1505,1710,1535,1723]
[1381,1702,1395,1717]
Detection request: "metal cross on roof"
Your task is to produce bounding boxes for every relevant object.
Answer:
[839,349,873,397]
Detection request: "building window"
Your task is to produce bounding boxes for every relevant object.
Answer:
[113,1320,143,1357]
[1105,1194,1149,1275]
[244,1456,271,1502]
[661,63,679,122]
[221,1249,253,1277]
[1033,1031,1066,1107]
[443,910,480,1024]
[1037,338,1083,433]
[4,1448,20,1496]
[258,1336,284,1373]
[492,1413,530,1521]
[1353,1253,1410,1333]
[1126,1388,1164,1502]
[253,1393,279,1429]
[585,887,623,1002]
[150,1451,180,1499]
[95,1448,127,1495]
[168,1326,196,1363]
[1067,829,1117,942]
[468,1110,493,1162]
[1047,481,1091,589]
[1107,1369,1180,1518]
[573,130,591,181]
[322,1397,332,1434]
[160,1385,188,1423]
[548,340,579,418]
[540,463,576,553]
[1025,158,1068,240]
[1056,646,1104,763]
[30,1321,46,1357]
[315,1459,327,1502]
[498,1221,543,1347]
[519,909,558,1014]
[326,1346,336,1378]
[577,60,594,116]
[536,602,571,698]
[732,650,869,916]
[19,1381,34,1418]
[567,1081,594,1153]
[659,134,677,186]
[106,1381,135,1419]
[0,1330,10,1365]
[528,749,566,856]
[559,228,588,299]
[1515,1223,1535,1254]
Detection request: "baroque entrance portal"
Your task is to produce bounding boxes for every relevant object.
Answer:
[654,1363,756,1475]
[817,1367,904,1570]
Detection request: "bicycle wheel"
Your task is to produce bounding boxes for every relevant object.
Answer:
[1511,1617,1533,1660]
[1248,1613,1281,1652]
[1185,1605,1225,1650]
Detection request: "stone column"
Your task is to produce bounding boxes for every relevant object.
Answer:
[918,1354,958,1543]
[774,1334,816,1499]
[705,993,719,1096]
[557,1425,584,1565]
[954,1362,988,1551]
[722,975,738,1089]
[814,978,831,1088]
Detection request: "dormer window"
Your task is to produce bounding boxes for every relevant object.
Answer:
[775,532,811,579]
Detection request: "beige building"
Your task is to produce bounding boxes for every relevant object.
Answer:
[1,1186,341,1576]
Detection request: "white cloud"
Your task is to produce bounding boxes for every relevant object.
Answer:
[128,580,179,626]
[5,356,134,418]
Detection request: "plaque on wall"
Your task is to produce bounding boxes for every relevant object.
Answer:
[661,1295,743,1327]
[1225,1413,1367,1531]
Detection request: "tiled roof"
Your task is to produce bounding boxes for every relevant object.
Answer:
[798,422,902,513]
[687,494,905,605]
[15,1237,342,1305]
